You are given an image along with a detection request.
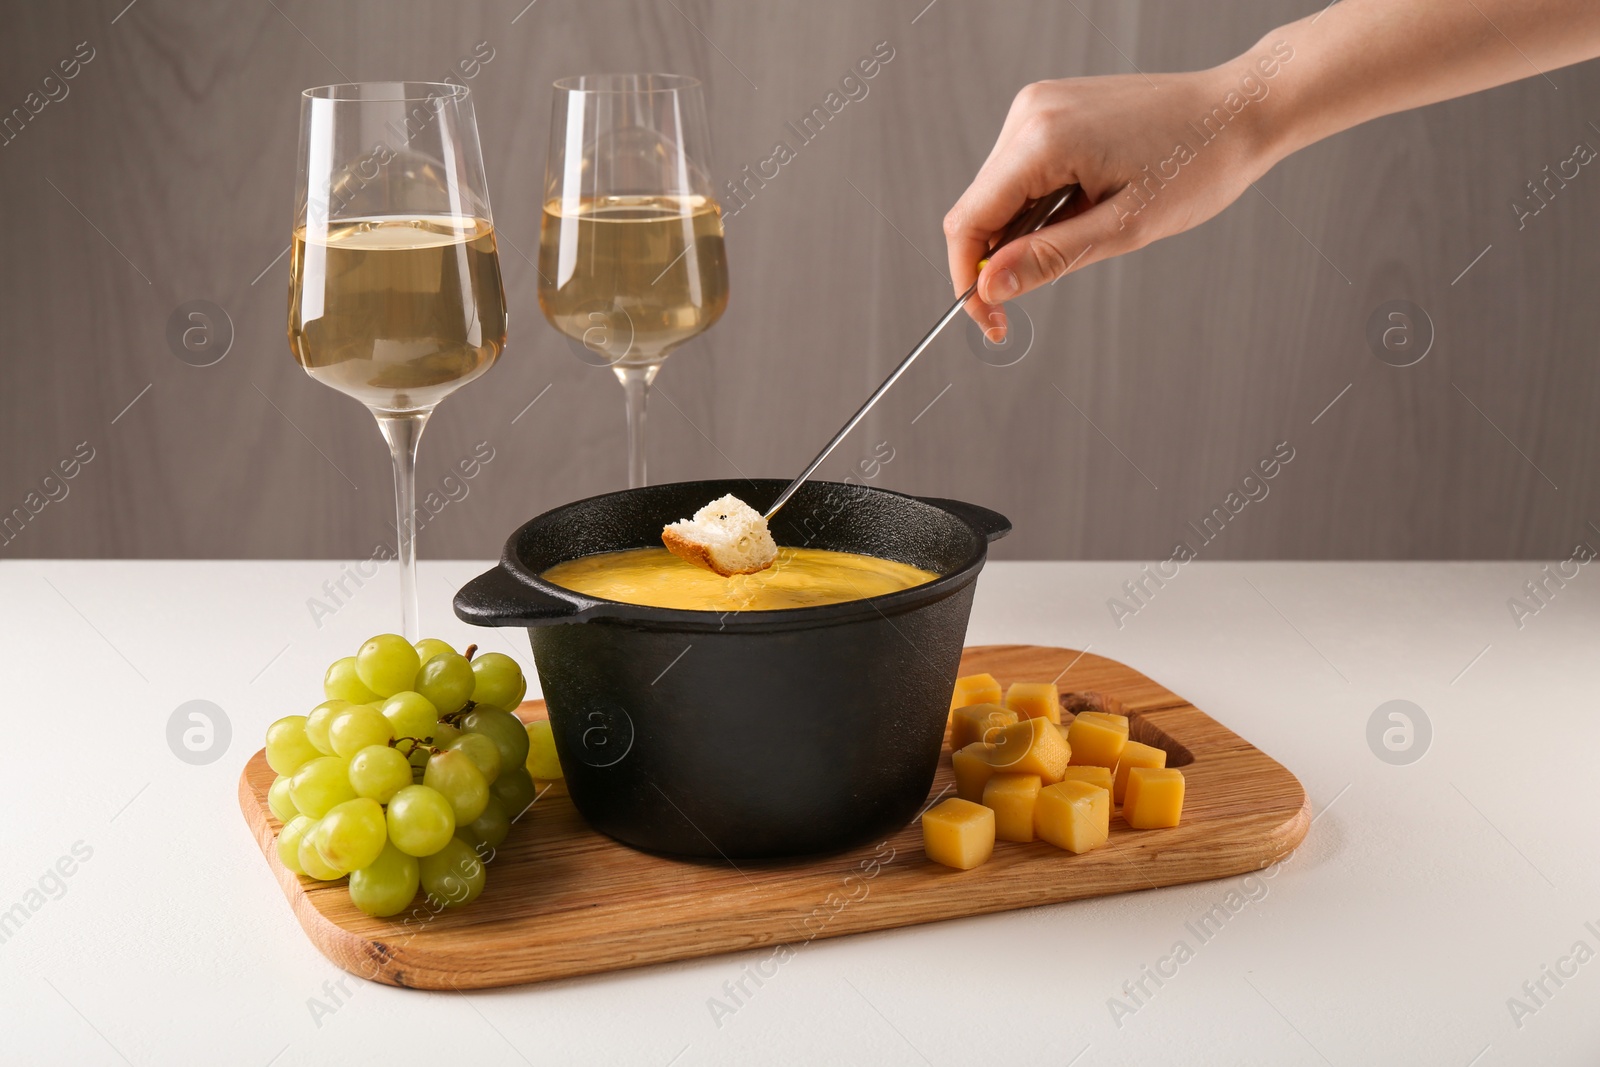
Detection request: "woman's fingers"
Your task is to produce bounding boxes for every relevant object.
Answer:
[978,192,1139,306]
[943,180,1029,327]
[953,190,1086,342]
[944,89,1088,330]
[944,151,1072,334]
[943,69,1269,336]
[938,52,1313,341]
[951,194,1140,342]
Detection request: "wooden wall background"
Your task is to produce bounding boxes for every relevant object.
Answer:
[2,0,1597,561]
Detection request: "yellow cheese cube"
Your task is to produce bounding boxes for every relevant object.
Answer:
[984,717,1071,783]
[982,773,1041,842]
[1057,765,1114,796]
[1067,714,1129,769]
[1035,780,1111,853]
[922,797,996,869]
[952,742,998,802]
[1004,681,1061,724]
[1123,767,1185,828]
[949,672,1002,711]
[950,703,1017,752]
[1075,710,1129,731]
[1112,741,1167,802]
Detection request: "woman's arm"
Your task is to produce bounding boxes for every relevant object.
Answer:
[945,0,1600,340]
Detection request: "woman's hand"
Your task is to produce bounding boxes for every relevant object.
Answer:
[944,49,1290,340]
[946,0,1600,341]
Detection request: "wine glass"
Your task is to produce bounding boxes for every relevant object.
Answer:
[536,73,730,488]
[288,82,508,639]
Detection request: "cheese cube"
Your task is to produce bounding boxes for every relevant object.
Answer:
[949,672,1002,712]
[922,798,996,869]
[1035,780,1111,853]
[1056,765,1114,796]
[950,703,1017,752]
[1112,741,1167,802]
[1004,681,1061,724]
[982,773,1041,842]
[1067,714,1129,769]
[985,717,1071,783]
[952,742,998,802]
[1123,767,1185,828]
[1075,710,1129,731]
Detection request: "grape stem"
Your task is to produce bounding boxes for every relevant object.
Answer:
[391,736,440,757]
[438,700,477,728]
[464,644,478,662]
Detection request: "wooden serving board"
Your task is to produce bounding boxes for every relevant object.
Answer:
[239,645,1309,990]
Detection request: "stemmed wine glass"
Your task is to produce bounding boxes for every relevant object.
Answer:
[288,82,508,639]
[536,73,729,488]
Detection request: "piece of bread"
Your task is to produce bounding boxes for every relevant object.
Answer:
[661,494,779,577]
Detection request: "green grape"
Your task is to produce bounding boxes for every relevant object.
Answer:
[413,637,456,666]
[470,653,524,710]
[305,699,350,756]
[277,815,315,875]
[265,715,322,776]
[268,775,300,822]
[356,634,421,698]
[415,652,475,716]
[419,838,486,908]
[386,785,456,857]
[380,691,438,742]
[445,732,502,784]
[405,742,432,772]
[348,744,412,803]
[289,755,356,818]
[424,749,489,824]
[349,843,420,918]
[456,797,510,854]
[314,798,387,872]
[462,707,530,772]
[432,721,463,747]
[324,656,380,704]
[299,829,347,881]
[490,766,537,821]
[524,719,564,780]
[328,705,394,759]
[509,676,527,709]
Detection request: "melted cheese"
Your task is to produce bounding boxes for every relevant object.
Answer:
[541,546,936,612]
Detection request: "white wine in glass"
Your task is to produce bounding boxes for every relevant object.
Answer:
[291,215,504,410]
[288,83,507,639]
[537,75,729,488]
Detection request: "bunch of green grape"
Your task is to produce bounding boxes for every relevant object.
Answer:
[262,635,539,918]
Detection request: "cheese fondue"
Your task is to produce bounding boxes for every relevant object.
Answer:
[542,546,937,611]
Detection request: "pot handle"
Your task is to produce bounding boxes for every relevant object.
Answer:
[453,566,582,627]
[918,497,1012,543]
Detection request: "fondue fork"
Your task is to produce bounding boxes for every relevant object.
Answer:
[764,183,1083,520]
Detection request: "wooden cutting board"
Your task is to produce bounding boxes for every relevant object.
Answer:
[239,645,1309,990]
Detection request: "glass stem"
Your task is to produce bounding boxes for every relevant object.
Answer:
[615,363,660,489]
[375,409,432,641]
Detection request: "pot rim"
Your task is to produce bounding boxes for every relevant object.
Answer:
[460,478,1009,632]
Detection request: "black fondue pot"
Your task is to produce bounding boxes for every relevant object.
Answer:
[453,478,1009,859]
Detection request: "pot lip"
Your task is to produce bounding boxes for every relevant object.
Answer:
[499,478,998,630]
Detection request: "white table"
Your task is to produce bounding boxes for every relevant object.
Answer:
[3,560,1596,1066]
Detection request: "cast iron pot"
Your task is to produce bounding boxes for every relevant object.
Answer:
[453,478,1010,859]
